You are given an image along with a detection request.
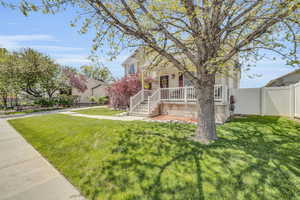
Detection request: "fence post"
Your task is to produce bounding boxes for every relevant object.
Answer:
[295,82,300,118]
[261,87,265,116]
[294,84,297,117]
[290,84,295,118]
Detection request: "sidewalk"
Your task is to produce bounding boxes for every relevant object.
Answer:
[0,119,84,200]
[61,111,147,121]
[0,106,106,120]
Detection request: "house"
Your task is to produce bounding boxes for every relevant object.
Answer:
[122,49,241,123]
[72,78,108,103]
[266,68,300,87]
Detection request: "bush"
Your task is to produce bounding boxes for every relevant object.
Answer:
[97,96,109,105]
[57,94,77,107]
[89,96,97,103]
[34,97,56,107]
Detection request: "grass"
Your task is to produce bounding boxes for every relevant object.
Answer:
[8,115,300,200]
[73,107,124,116]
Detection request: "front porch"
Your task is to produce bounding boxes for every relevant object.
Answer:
[129,85,229,123]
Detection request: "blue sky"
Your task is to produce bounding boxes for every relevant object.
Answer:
[0,5,297,88]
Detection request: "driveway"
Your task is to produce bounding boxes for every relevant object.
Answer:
[0,119,83,200]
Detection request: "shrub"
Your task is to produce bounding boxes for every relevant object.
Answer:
[57,94,77,107]
[97,96,109,105]
[89,96,97,103]
[34,97,56,107]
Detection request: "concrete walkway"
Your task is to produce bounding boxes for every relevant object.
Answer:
[0,106,107,120]
[61,111,147,121]
[0,119,84,200]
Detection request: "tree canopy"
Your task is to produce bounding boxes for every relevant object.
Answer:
[0,48,87,108]
[80,64,114,82]
[0,49,20,108]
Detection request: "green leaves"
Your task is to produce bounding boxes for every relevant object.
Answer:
[0,48,68,100]
[80,64,113,82]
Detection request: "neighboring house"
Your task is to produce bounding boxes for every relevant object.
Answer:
[72,78,108,103]
[266,69,300,87]
[122,48,241,123]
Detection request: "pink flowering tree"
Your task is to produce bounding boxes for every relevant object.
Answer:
[62,68,87,93]
[107,75,141,109]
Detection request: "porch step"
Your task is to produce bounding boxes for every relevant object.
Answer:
[129,112,159,117]
[130,90,160,117]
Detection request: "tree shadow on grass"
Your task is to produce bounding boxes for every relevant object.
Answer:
[80,116,300,200]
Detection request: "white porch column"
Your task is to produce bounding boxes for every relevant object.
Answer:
[184,87,187,103]
[141,70,144,89]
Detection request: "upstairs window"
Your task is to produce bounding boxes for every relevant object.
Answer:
[128,64,136,74]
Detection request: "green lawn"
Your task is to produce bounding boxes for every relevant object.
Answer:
[73,107,124,116]
[8,115,300,200]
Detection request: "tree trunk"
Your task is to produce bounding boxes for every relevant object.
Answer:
[194,83,217,144]
[1,95,8,109]
[15,94,18,106]
[48,91,53,99]
[10,96,13,108]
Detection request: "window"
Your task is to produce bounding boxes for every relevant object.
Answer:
[160,75,169,88]
[128,64,136,74]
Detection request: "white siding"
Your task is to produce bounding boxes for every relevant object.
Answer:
[72,78,108,103]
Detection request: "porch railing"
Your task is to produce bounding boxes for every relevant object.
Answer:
[160,85,226,103]
[148,89,161,113]
[130,85,227,113]
[130,90,143,112]
[130,89,152,112]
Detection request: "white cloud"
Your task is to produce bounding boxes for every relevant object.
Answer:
[27,45,84,51]
[54,54,92,65]
[0,34,83,52]
[0,34,56,42]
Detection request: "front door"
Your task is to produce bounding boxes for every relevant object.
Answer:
[160,75,169,99]
[179,74,184,87]
[160,75,169,88]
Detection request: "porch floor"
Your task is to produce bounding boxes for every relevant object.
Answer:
[150,114,197,123]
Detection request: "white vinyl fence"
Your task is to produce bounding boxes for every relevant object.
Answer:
[231,88,261,115]
[295,82,300,118]
[232,82,300,118]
